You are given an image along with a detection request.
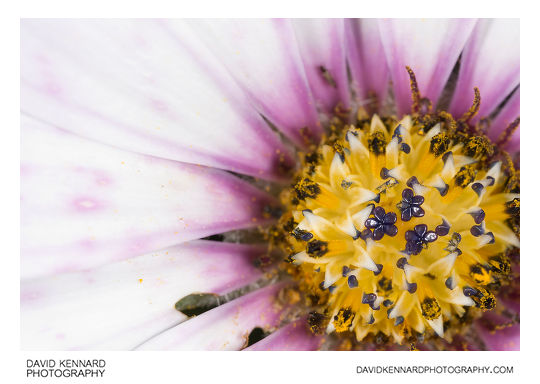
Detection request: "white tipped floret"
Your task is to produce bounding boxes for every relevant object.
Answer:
[427,252,458,277]
[427,316,444,337]
[370,114,386,133]
[403,264,423,281]
[486,161,502,182]
[387,164,406,180]
[352,205,374,230]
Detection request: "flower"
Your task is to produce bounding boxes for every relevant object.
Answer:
[21,18,519,351]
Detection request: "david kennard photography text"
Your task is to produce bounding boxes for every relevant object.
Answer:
[26,359,106,378]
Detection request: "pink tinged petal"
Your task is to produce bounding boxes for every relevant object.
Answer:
[136,283,286,350]
[489,88,520,153]
[20,19,292,181]
[21,117,275,279]
[244,317,323,351]
[449,19,520,123]
[21,241,266,350]
[345,19,389,110]
[186,19,322,146]
[379,18,477,116]
[475,313,520,351]
[292,19,350,113]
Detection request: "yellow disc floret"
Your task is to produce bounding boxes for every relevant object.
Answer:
[278,112,519,345]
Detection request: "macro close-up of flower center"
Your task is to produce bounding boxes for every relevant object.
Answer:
[276,78,519,347]
[20,18,519,351]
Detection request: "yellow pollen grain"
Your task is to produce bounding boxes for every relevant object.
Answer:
[421,298,441,320]
[333,308,355,333]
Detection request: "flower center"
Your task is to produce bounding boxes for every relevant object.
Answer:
[274,78,519,346]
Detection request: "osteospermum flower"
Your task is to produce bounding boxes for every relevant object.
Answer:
[20,18,519,351]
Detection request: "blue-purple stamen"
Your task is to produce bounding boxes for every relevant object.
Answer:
[364,206,398,241]
[404,224,438,255]
[393,126,411,151]
[436,183,449,196]
[406,281,418,294]
[292,228,314,241]
[396,257,408,269]
[398,188,425,221]
[470,224,484,237]
[342,266,351,277]
[445,277,455,290]
[471,182,484,196]
[362,293,377,304]
[348,275,358,288]
[406,176,420,188]
[374,263,383,276]
[394,316,405,326]
[484,231,496,244]
[392,125,403,143]
[383,299,393,307]
[442,151,453,163]
[463,286,479,297]
[367,314,375,324]
[469,209,485,224]
[400,143,411,154]
[359,228,373,241]
[435,219,451,236]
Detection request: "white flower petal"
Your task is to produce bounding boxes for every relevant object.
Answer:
[449,19,520,123]
[21,19,292,180]
[186,19,322,146]
[136,283,286,350]
[292,19,350,113]
[379,18,477,116]
[21,241,266,350]
[21,116,275,278]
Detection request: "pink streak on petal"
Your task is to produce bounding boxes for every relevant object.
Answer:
[379,19,477,116]
[449,19,520,124]
[292,19,350,114]
[244,317,323,351]
[185,19,322,147]
[136,283,287,351]
[345,19,389,112]
[489,88,520,153]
